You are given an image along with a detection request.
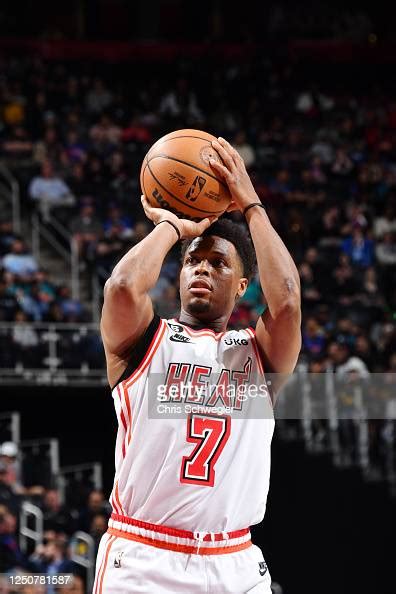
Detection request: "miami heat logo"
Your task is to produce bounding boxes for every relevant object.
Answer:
[185,176,206,202]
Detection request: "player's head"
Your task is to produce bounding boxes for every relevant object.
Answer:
[180,219,256,322]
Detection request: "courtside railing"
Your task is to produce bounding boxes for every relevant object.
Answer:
[0,411,21,444]
[0,322,106,386]
[31,212,80,301]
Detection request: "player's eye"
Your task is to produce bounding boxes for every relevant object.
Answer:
[213,258,226,267]
[185,256,198,265]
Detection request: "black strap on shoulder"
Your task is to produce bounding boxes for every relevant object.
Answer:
[111,313,161,390]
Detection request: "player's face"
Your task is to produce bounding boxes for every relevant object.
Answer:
[179,236,248,321]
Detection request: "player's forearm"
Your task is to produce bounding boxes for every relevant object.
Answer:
[109,224,178,295]
[246,207,300,317]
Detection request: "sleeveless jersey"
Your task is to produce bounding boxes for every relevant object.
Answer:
[109,317,275,533]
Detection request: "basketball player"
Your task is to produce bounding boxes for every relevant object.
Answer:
[94,137,301,593]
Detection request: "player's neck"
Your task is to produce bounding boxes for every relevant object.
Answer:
[177,310,228,333]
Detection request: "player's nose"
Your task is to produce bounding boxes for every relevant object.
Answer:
[194,259,210,275]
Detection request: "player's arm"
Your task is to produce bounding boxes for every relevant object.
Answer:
[101,196,217,383]
[209,138,301,381]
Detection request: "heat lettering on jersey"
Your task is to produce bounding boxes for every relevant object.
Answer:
[164,363,191,401]
[205,369,232,407]
[162,358,252,409]
[186,365,212,403]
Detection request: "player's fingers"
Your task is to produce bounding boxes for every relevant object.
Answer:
[141,194,150,210]
[218,137,243,168]
[141,194,150,208]
[211,139,235,172]
[196,216,218,234]
[209,158,232,182]
[141,194,156,219]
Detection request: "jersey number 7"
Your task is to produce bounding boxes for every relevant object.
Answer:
[180,414,231,487]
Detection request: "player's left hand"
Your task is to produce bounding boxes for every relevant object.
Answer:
[209,137,261,213]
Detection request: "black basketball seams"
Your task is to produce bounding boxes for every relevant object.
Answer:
[145,162,225,215]
[147,150,228,190]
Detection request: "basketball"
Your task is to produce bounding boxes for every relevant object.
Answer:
[140,129,231,221]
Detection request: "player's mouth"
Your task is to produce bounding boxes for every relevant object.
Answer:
[189,278,213,295]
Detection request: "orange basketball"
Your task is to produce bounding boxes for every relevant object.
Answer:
[140,129,231,221]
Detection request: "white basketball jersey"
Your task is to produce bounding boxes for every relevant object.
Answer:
[109,317,275,533]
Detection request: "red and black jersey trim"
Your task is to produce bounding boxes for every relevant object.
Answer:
[111,313,161,390]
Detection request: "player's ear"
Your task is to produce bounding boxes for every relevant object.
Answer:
[235,278,248,300]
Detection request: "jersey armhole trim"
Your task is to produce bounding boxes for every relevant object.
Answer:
[111,314,162,390]
[245,327,265,376]
[245,327,275,409]
[123,318,166,388]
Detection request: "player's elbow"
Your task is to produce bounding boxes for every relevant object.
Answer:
[104,275,139,303]
[272,290,301,321]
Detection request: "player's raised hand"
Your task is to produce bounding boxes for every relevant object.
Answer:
[210,137,261,212]
[141,195,218,240]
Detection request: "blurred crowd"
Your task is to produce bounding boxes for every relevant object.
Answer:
[0,54,395,375]
[0,440,109,591]
[0,45,395,594]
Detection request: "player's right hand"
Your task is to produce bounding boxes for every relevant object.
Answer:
[141,195,218,240]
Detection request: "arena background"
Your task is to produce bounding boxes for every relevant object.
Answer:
[0,2,396,593]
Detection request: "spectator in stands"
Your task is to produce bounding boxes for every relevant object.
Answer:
[331,148,354,176]
[12,309,41,366]
[103,204,133,240]
[43,302,66,323]
[85,78,113,114]
[0,504,28,572]
[233,131,256,169]
[328,341,370,378]
[95,230,126,276]
[17,282,47,322]
[0,463,20,514]
[2,240,38,281]
[29,536,75,592]
[28,160,75,221]
[159,77,203,124]
[57,286,84,322]
[77,489,110,533]
[354,334,376,370]
[89,513,108,555]
[41,489,77,535]
[89,113,121,153]
[375,231,396,266]
[70,202,102,259]
[303,317,327,356]
[64,130,88,164]
[0,219,19,257]
[66,163,92,197]
[122,114,152,145]
[374,203,396,238]
[33,128,64,166]
[0,279,18,321]
[299,262,322,308]
[331,253,361,303]
[35,269,56,307]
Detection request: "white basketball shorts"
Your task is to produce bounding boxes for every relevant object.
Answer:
[93,516,272,594]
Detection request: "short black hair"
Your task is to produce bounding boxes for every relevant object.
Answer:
[181,219,256,281]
